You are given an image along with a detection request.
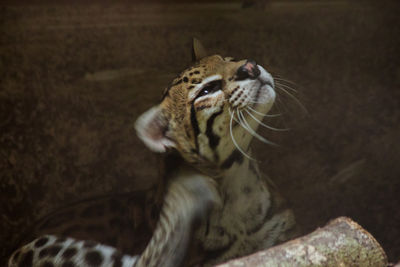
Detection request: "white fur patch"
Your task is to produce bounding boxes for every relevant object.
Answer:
[135,106,175,152]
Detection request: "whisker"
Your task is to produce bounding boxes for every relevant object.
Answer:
[275,81,298,93]
[230,110,255,161]
[248,100,267,104]
[248,106,281,117]
[274,80,297,90]
[273,93,295,129]
[274,75,298,87]
[275,85,308,114]
[228,107,240,124]
[245,109,290,131]
[237,110,278,146]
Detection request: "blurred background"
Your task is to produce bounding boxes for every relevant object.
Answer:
[1,0,399,264]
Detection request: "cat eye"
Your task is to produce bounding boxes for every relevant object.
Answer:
[197,80,223,98]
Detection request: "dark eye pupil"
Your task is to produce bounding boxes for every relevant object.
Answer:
[198,80,222,97]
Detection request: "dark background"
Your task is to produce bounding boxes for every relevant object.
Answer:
[1,0,399,264]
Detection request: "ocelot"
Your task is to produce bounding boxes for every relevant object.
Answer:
[9,39,296,267]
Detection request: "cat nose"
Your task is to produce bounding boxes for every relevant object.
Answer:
[235,60,261,80]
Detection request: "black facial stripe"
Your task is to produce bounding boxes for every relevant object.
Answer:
[196,105,212,111]
[221,149,243,169]
[161,86,171,100]
[206,108,223,150]
[190,104,200,152]
[172,79,182,86]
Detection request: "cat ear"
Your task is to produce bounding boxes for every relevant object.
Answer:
[135,106,175,153]
[192,38,208,62]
